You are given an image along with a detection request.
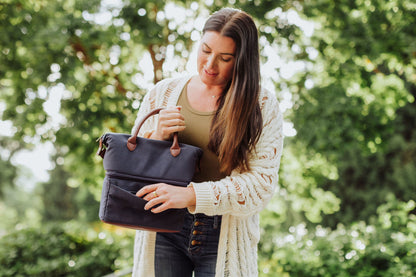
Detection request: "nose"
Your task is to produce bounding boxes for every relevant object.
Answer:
[206,54,217,69]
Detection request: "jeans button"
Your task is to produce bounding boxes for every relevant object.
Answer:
[191,240,201,246]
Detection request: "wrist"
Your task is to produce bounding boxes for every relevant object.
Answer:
[187,183,196,207]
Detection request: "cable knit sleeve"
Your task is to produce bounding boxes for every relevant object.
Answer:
[189,89,284,217]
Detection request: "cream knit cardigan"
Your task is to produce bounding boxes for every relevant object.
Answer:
[131,75,283,277]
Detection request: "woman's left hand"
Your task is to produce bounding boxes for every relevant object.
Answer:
[136,183,196,213]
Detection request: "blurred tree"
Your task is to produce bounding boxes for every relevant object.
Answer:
[37,154,78,222]
[2,0,318,224]
[2,0,413,232]
[2,0,416,275]
[0,0,134,219]
[0,223,130,276]
[289,0,416,226]
[0,144,18,198]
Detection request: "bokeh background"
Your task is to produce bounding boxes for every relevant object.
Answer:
[1,0,415,276]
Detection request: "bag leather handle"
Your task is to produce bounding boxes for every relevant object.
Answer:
[127,108,181,157]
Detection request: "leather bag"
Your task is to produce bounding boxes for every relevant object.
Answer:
[96,108,203,232]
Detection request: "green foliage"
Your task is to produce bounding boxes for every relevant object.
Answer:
[0,0,307,224]
[0,223,134,277]
[1,0,416,275]
[259,197,416,277]
[287,0,416,226]
[0,156,17,198]
[36,159,80,222]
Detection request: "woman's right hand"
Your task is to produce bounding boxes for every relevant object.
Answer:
[151,106,186,140]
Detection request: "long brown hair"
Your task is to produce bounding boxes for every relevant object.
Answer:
[205,8,263,174]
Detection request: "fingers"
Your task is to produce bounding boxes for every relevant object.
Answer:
[147,201,169,213]
[161,106,183,116]
[159,119,186,133]
[153,106,185,140]
[136,184,157,198]
[144,196,169,213]
[135,183,166,212]
[138,190,167,212]
[159,107,186,130]
[136,183,191,213]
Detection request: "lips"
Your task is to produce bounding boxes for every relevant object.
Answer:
[204,68,218,77]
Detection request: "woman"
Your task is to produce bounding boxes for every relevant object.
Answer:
[132,8,283,277]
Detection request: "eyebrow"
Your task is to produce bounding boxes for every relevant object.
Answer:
[203,43,235,56]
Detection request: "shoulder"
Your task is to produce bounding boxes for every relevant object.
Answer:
[146,75,191,107]
[149,75,192,97]
[153,75,191,91]
[150,77,178,95]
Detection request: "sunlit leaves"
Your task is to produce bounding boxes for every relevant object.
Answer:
[288,0,416,226]
[259,196,416,276]
[1,0,415,262]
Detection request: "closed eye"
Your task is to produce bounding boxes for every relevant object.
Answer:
[221,56,232,62]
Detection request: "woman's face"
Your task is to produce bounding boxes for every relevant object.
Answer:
[197,31,236,88]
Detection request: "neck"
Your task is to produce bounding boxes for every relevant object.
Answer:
[186,76,222,112]
[197,76,225,98]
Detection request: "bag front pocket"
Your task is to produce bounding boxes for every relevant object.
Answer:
[99,176,186,232]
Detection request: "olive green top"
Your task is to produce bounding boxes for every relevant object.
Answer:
[177,84,226,182]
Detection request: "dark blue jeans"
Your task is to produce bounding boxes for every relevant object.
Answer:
[154,212,222,277]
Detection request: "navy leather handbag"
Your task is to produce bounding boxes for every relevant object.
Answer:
[96,108,203,232]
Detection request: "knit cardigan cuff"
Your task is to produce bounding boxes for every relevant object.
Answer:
[187,182,215,215]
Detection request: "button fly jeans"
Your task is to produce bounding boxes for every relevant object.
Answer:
[154,212,222,277]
